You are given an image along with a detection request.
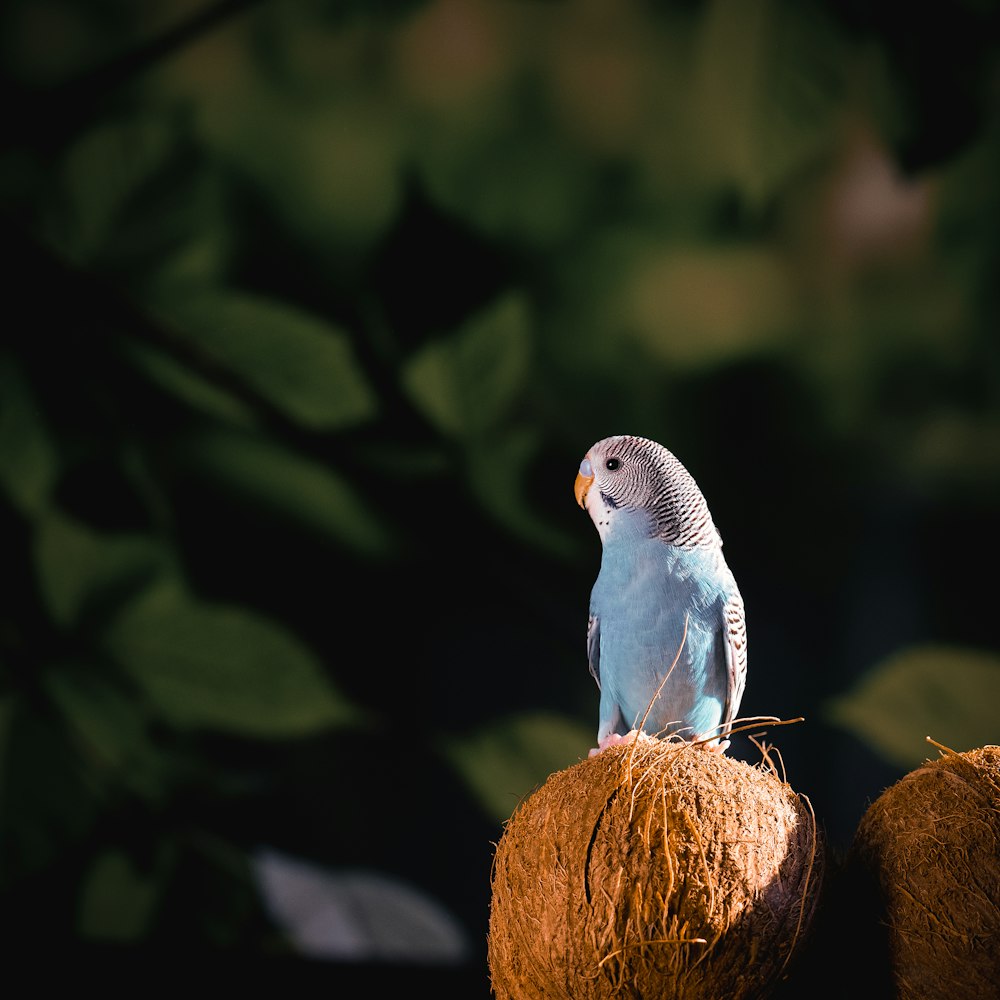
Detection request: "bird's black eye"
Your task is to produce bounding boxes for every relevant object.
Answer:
[605,458,621,471]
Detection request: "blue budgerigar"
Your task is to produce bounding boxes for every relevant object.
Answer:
[574,434,747,755]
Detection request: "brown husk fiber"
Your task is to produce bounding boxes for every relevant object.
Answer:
[851,744,1000,1000]
[488,734,823,999]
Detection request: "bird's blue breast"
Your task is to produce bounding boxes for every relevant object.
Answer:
[591,537,732,741]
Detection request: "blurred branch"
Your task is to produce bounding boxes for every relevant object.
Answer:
[2,0,269,157]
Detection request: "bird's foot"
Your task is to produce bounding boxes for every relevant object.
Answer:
[702,738,730,753]
[588,730,643,758]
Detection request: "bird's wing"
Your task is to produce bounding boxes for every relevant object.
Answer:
[721,594,747,730]
[586,612,601,688]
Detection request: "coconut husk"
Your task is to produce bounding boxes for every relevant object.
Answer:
[850,743,1000,1000]
[488,733,823,999]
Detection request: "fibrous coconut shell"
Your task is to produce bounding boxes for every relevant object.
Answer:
[488,734,823,999]
[850,743,1000,1000]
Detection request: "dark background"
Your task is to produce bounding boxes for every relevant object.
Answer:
[1,0,998,994]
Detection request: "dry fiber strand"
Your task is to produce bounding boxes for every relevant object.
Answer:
[851,742,1000,1000]
[488,734,823,999]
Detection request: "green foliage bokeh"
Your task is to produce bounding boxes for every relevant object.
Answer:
[0,0,998,977]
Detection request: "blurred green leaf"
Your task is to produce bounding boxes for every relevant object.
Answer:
[42,113,225,282]
[43,665,169,803]
[692,0,847,209]
[198,83,403,252]
[0,699,103,882]
[826,644,1000,769]
[105,580,363,738]
[43,116,175,263]
[621,244,796,367]
[0,354,58,516]
[151,289,377,431]
[78,849,162,943]
[180,427,394,556]
[542,231,798,404]
[121,340,258,426]
[402,291,530,438]
[35,510,172,629]
[418,129,599,248]
[440,711,593,822]
[465,426,578,557]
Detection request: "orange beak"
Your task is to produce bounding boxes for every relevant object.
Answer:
[574,469,594,509]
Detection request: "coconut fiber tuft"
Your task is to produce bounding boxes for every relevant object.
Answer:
[488,734,823,999]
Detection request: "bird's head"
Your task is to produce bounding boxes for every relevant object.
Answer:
[575,435,720,547]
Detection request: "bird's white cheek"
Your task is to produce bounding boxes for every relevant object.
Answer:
[585,492,615,543]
